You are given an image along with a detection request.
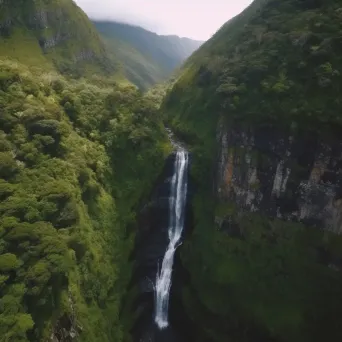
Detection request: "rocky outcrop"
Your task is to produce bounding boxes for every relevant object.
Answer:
[216,123,342,233]
[0,0,110,73]
[30,9,72,50]
[39,33,70,50]
[73,50,96,63]
[49,292,82,342]
[30,9,49,29]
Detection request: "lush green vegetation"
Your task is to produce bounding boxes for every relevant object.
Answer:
[0,0,116,77]
[94,21,203,90]
[4,0,342,341]
[165,0,342,133]
[0,2,179,340]
[0,0,201,88]
[162,0,342,341]
[181,210,342,341]
[0,58,170,341]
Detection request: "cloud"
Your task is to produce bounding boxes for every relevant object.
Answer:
[74,0,253,40]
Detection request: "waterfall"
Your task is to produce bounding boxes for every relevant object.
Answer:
[154,150,189,330]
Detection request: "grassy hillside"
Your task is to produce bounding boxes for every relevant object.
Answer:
[0,0,116,77]
[162,0,342,341]
[94,21,203,89]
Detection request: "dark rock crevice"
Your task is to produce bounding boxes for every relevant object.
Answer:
[123,151,195,342]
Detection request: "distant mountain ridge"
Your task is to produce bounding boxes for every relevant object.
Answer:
[93,20,203,89]
[0,1,202,88]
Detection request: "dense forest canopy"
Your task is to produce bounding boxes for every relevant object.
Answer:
[0,55,169,342]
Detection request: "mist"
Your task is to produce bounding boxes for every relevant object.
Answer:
[74,0,253,40]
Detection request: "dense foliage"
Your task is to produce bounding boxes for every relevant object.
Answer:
[166,0,342,136]
[162,0,342,341]
[0,59,170,341]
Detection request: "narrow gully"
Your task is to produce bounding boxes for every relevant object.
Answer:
[154,150,189,329]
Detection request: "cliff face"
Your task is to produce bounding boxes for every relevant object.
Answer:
[216,124,342,234]
[0,0,113,75]
[162,0,342,341]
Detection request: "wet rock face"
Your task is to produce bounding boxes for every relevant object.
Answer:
[127,151,193,342]
[128,153,176,341]
[216,124,342,233]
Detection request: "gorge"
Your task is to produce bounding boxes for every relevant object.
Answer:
[1,0,342,342]
[125,147,193,342]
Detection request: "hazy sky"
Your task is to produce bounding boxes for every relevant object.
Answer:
[74,0,253,40]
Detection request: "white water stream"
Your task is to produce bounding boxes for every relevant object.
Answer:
[154,150,189,330]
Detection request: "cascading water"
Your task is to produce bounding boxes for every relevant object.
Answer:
[154,150,189,330]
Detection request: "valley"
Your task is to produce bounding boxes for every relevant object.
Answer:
[1,0,342,341]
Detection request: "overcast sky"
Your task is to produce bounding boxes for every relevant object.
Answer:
[74,0,253,40]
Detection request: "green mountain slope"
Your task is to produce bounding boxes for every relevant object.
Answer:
[0,1,171,341]
[163,0,342,341]
[0,0,116,77]
[0,59,170,342]
[93,21,203,89]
